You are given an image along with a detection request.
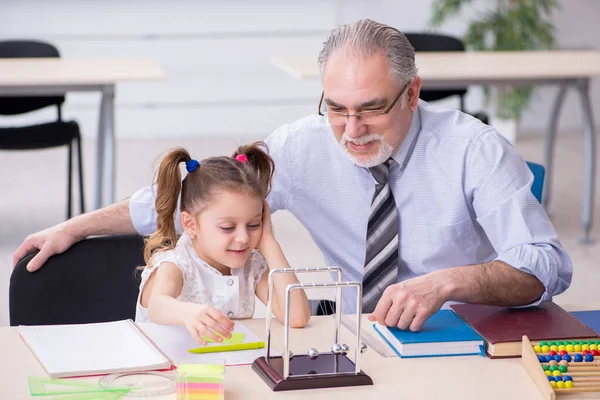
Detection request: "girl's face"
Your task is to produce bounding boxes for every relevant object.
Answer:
[185,189,263,274]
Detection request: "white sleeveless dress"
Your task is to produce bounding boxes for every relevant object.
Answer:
[135,232,268,322]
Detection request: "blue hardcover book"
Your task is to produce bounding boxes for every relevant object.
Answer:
[373,309,485,358]
[571,311,600,334]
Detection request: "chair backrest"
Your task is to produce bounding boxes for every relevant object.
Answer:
[404,33,467,102]
[526,161,545,203]
[0,40,65,116]
[9,234,145,326]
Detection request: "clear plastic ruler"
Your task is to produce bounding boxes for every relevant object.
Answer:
[334,314,396,358]
[99,371,176,397]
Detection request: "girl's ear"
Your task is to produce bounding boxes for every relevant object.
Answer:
[181,211,198,239]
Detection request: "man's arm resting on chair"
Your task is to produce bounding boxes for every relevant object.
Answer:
[13,199,135,272]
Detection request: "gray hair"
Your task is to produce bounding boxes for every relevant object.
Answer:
[318,19,418,89]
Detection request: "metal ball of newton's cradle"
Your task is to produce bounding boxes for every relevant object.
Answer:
[360,342,368,353]
[340,344,350,355]
[331,343,342,354]
[307,348,319,359]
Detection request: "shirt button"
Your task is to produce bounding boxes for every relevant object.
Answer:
[227,279,234,286]
[228,311,235,318]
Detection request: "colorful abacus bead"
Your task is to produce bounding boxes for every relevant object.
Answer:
[549,350,557,356]
[556,381,565,389]
[563,376,573,381]
[552,370,562,377]
[540,341,548,346]
[541,345,550,353]
[582,349,591,356]
[585,353,594,362]
[574,354,584,362]
[533,345,542,353]
[542,365,550,371]
[545,370,552,376]
[559,365,568,373]
[549,365,558,372]
[547,375,554,382]
[559,350,567,356]
[592,350,600,356]
[558,345,566,352]
[546,355,554,362]
[574,344,582,352]
[565,381,574,388]
[550,381,557,388]
[566,344,574,352]
[538,355,547,362]
[591,344,598,351]
[563,354,572,362]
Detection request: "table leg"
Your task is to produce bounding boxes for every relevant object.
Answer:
[94,85,116,209]
[543,83,568,210]
[576,78,596,243]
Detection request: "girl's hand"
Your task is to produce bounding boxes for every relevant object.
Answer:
[183,304,235,346]
[258,201,276,252]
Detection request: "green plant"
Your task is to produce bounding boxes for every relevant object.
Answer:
[429,0,559,119]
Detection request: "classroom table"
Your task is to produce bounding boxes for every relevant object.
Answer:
[4,303,598,399]
[272,50,600,242]
[0,58,166,209]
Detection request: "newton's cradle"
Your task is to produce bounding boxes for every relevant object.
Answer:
[252,267,373,391]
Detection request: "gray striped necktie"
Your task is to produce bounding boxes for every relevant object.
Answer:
[363,159,399,313]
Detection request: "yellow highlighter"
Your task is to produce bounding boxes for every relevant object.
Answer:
[189,341,265,354]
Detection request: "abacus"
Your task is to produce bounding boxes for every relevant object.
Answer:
[522,335,600,399]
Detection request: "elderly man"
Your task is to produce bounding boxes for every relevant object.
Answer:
[13,19,571,331]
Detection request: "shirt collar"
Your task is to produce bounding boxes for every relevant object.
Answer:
[390,104,421,170]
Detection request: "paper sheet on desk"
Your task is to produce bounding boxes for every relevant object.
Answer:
[139,322,264,366]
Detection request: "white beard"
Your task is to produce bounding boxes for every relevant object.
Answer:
[339,132,395,168]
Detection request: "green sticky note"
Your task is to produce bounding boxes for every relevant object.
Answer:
[202,332,245,344]
[178,364,225,376]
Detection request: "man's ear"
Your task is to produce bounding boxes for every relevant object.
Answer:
[408,76,422,111]
[181,211,197,239]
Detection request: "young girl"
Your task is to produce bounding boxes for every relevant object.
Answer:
[136,142,311,345]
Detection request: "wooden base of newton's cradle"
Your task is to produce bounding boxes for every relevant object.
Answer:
[522,335,600,399]
[252,354,373,391]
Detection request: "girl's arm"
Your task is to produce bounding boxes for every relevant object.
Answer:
[254,203,311,328]
[142,262,235,344]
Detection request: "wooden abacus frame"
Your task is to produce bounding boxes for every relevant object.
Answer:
[522,335,600,399]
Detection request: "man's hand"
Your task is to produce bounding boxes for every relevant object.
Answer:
[12,224,81,272]
[367,270,451,331]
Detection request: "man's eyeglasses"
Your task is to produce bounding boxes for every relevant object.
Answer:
[318,80,412,126]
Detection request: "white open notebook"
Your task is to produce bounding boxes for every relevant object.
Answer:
[19,320,174,378]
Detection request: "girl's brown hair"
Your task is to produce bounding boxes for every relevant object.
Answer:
[143,141,274,266]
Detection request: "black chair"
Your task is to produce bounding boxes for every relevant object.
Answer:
[0,40,85,219]
[9,234,145,326]
[404,33,489,124]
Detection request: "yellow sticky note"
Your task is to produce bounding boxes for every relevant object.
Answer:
[202,332,245,344]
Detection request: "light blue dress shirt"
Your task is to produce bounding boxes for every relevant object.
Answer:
[130,101,572,310]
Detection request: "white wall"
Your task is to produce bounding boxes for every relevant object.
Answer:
[1,0,598,139]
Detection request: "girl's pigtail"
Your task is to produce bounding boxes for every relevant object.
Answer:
[144,147,192,265]
[233,141,274,198]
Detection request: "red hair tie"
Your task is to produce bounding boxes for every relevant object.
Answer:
[235,154,248,164]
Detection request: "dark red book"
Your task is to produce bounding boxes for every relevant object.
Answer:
[450,302,599,358]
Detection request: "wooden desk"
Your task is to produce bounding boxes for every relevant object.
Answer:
[272,50,600,242]
[7,307,599,400]
[0,58,166,209]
